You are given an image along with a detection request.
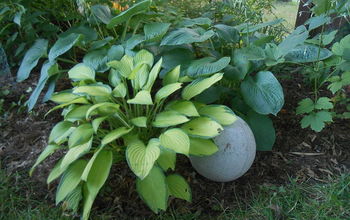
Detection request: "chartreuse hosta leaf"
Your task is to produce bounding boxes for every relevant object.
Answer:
[112,83,127,98]
[160,128,190,155]
[163,65,180,86]
[92,116,108,133]
[30,144,60,176]
[127,90,153,105]
[107,59,132,78]
[49,121,75,144]
[132,64,149,89]
[189,138,218,156]
[182,73,223,100]
[157,148,176,171]
[155,83,182,102]
[166,174,191,202]
[64,185,82,213]
[65,105,92,121]
[56,159,87,205]
[50,90,81,104]
[136,166,168,213]
[153,111,189,127]
[86,102,120,119]
[61,138,92,169]
[101,127,133,146]
[47,97,90,116]
[198,105,237,126]
[83,150,113,220]
[73,84,112,97]
[47,159,65,184]
[181,117,223,139]
[68,63,95,81]
[68,124,93,148]
[126,138,160,179]
[143,58,163,91]
[131,116,147,127]
[166,100,199,117]
[134,49,154,67]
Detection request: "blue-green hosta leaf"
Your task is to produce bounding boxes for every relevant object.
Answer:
[134,49,154,67]
[73,84,112,97]
[65,105,92,122]
[86,102,120,119]
[83,48,109,72]
[61,138,92,169]
[161,48,194,71]
[127,90,153,105]
[30,144,60,176]
[181,117,223,139]
[101,127,133,146]
[144,22,171,41]
[49,33,81,62]
[68,63,95,81]
[198,105,237,126]
[126,138,160,179]
[17,39,48,82]
[301,111,333,132]
[89,37,114,51]
[238,45,266,61]
[49,121,75,144]
[50,90,81,104]
[241,71,284,115]
[91,4,112,24]
[278,26,309,56]
[112,83,127,98]
[125,34,145,50]
[155,83,182,102]
[136,166,167,213]
[182,73,223,100]
[83,150,113,220]
[163,65,180,86]
[108,45,124,61]
[166,174,191,202]
[143,58,163,91]
[160,128,190,155]
[157,148,176,171]
[56,159,87,204]
[189,138,218,156]
[131,116,147,127]
[107,0,151,28]
[152,111,189,127]
[68,124,93,148]
[161,28,215,46]
[285,44,332,63]
[186,57,231,78]
[213,24,239,43]
[165,100,199,117]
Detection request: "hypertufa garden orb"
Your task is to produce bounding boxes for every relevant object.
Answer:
[190,117,256,182]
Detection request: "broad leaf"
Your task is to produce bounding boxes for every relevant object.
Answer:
[214,24,239,43]
[166,100,199,117]
[61,139,92,169]
[182,73,223,100]
[131,116,147,127]
[285,44,332,63]
[155,83,182,102]
[92,116,108,133]
[157,148,176,171]
[160,128,190,155]
[144,22,171,41]
[143,58,163,91]
[83,48,109,72]
[181,117,223,139]
[49,121,75,144]
[30,144,60,176]
[163,65,180,85]
[68,124,93,148]
[49,33,81,62]
[189,138,218,156]
[86,102,120,119]
[152,111,189,127]
[91,4,112,24]
[47,159,66,184]
[50,90,81,104]
[127,90,153,105]
[198,105,237,126]
[101,127,133,146]
[161,28,215,46]
[65,105,92,122]
[68,63,95,81]
[73,84,112,97]
[166,174,191,202]
[186,57,230,78]
[112,83,127,98]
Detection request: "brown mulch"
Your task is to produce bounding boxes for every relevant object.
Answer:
[0,70,349,219]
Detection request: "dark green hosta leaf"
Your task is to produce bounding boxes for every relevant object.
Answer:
[186,57,231,78]
[246,111,275,151]
[213,24,239,43]
[180,17,212,28]
[49,33,81,62]
[17,39,48,82]
[166,174,191,202]
[144,22,171,41]
[60,25,98,43]
[91,4,112,24]
[161,28,215,46]
[285,44,333,63]
[107,0,151,28]
[241,71,284,115]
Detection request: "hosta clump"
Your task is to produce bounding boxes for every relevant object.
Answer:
[30,49,236,219]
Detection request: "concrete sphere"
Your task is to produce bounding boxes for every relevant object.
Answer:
[190,117,256,182]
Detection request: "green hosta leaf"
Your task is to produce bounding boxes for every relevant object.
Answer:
[163,65,180,86]
[68,124,93,148]
[152,111,189,128]
[86,102,120,119]
[160,128,190,155]
[131,116,147,127]
[143,58,163,91]
[47,159,66,184]
[126,138,160,179]
[65,105,92,121]
[49,121,75,144]
[101,127,133,146]
[64,185,82,213]
[49,33,81,62]
[127,90,153,105]
[17,39,48,82]
[285,44,332,63]
[241,71,284,115]
[157,148,176,171]
[91,4,112,24]
[73,84,112,97]
[181,117,223,139]
[112,83,127,98]
[68,63,95,81]
[315,97,333,110]
[56,159,87,204]
[161,48,194,71]
[182,73,223,100]
[301,111,333,132]
[166,100,199,117]
[50,90,81,104]
[92,116,107,133]
[83,150,113,220]
[155,83,182,102]
[296,98,314,114]
[186,57,230,78]
[107,0,151,28]
[61,139,92,169]
[198,105,237,126]
[246,111,276,151]
[161,28,215,46]
[136,166,167,213]
[134,49,154,67]
[189,138,218,156]
[30,144,60,176]
[144,22,171,41]
[132,64,149,90]
[166,174,191,202]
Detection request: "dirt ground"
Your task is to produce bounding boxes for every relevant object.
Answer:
[0,69,349,219]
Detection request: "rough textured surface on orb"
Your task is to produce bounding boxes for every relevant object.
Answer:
[190,117,256,182]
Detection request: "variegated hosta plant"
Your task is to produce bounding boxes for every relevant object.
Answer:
[30,49,237,219]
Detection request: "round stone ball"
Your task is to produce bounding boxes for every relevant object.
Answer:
[190,117,256,182]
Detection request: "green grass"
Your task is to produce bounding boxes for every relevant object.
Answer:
[265,1,299,32]
[1,168,349,220]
